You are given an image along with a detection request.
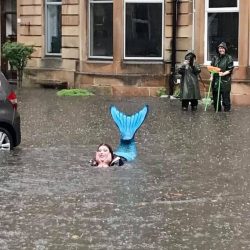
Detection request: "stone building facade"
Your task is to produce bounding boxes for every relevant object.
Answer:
[1,0,250,104]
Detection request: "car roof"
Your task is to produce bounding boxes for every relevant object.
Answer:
[0,72,11,100]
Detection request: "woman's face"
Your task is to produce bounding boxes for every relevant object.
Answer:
[95,145,112,166]
[218,47,225,55]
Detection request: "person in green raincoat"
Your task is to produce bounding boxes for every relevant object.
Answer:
[178,52,201,111]
[211,42,234,112]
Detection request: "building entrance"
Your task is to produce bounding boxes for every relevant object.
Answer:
[1,0,17,80]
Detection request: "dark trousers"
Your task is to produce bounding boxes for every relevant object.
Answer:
[182,99,198,109]
[212,90,231,112]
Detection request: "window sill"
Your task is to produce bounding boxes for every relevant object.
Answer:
[44,56,62,60]
[86,59,113,64]
[122,60,164,65]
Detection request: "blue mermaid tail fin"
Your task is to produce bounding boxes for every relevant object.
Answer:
[110,105,149,140]
[110,105,149,161]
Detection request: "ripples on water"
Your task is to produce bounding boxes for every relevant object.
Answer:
[0,89,250,249]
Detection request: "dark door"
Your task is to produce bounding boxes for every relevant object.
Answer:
[1,0,17,80]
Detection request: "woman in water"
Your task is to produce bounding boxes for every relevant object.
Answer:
[90,143,125,168]
[90,105,149,168]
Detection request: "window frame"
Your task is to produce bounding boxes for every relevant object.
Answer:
[45,0,62,56]
[204,0,239,65]
[88,0,113,60]
[123,0,164,60]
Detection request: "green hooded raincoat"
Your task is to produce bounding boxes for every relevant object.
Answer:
[178,64,201,100]
[211,46,234,92]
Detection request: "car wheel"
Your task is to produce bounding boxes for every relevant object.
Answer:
[0,127,13,150]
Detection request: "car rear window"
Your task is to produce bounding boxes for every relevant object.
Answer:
[0,72,11,100]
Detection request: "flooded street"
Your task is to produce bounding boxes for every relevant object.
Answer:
[1,88,250,249]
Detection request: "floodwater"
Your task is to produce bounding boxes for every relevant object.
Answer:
[1,88,250,249]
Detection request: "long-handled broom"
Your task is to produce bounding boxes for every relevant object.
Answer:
[216,76,221,112]
[205,66,221,111]
[204,74,213,111]
[199,74,211,110]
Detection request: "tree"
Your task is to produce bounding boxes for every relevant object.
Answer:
[2,41,35,88]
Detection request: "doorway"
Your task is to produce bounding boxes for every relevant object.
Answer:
[1,0,17,80]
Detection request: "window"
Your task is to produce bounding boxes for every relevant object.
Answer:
[45,0,62,55]
[124,0,164,60]
[205,0,239,63]
[5,0,17,41]
[209,0,238,8]
[89,0,113,58]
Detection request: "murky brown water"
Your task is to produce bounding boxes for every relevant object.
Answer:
[0,88,250,249]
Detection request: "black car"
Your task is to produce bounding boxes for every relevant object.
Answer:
[0,72,21,150]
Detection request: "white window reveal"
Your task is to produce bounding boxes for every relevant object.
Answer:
[45,0,62,55]
[124,0,164,60]
[205,0,239,64]
[89,0,113,59]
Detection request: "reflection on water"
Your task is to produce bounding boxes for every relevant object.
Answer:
[0,88,250,249]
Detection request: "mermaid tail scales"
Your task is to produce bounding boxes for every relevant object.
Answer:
[114,139,137,161]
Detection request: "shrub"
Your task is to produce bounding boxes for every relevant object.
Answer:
[2,41,35,87]
[57,89,94,97]
[156,87,167,97]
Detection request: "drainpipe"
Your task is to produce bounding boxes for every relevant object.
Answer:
[169,0,179,95]
[192,0,195,51]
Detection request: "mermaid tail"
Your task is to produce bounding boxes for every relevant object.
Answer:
[110,105,149,161]
[110,105,149,140]
[114,139,137,162]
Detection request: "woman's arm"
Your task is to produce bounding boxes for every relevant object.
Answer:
[110,156,125,166]
[219,55,234,77]
[193,64,201,75]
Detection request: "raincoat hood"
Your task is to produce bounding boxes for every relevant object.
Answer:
[217,42,228,52]
[185,52,196,61]
[185,52,196,67]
